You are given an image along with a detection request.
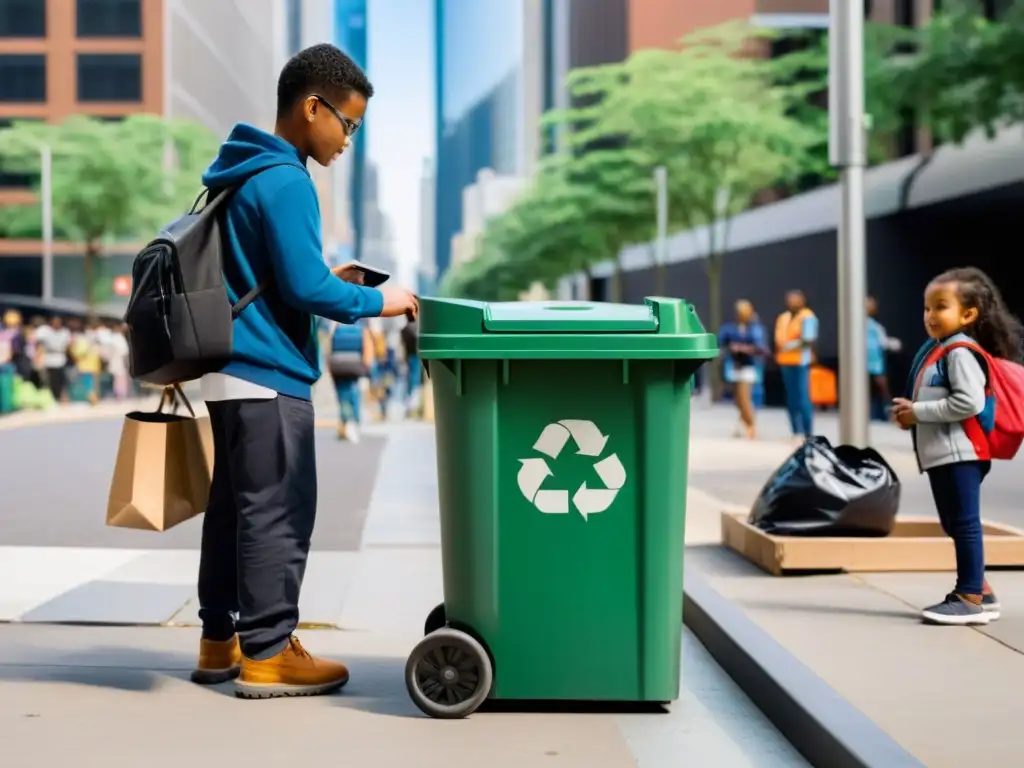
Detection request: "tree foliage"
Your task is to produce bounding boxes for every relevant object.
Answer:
[0,114,218,305]
[444,21,832,313]
[890,0,1024,142]
[441,6,1012,314]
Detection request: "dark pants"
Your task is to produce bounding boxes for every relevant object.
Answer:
[198,395,318,659]
[45,365,66,400]
[927,461,990,596]
[869,373,891,422]
[779,364,813,437]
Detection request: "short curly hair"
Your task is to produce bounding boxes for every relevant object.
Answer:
[277,43,374,119]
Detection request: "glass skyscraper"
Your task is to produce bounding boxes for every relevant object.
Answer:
[433,0,525,280]
[335,0,368,263]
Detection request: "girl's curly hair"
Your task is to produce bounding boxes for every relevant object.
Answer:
[933,267,1024,362]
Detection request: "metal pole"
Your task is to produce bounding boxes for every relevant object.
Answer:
[830,0,869,446]
[40,143,53,303]
[654,165,667,294]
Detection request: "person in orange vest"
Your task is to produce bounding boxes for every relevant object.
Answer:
[774,290,819,440]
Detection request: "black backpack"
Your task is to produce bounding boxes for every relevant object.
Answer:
[125,166,287,386]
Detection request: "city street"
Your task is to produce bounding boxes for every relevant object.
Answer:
[4,391,1024,765]
[0,394,808,766]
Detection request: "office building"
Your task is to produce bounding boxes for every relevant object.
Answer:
[334,0,367,265]
[450,168,526,267]
[432,0,535,281]
[418,158,436,295]
[0,0,278,308]
[360,159,396,280]
[279,0,355,265]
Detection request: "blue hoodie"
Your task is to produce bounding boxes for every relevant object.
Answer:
[202,123,384,400]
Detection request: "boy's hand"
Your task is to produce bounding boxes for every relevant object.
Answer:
[379,286,419,320]
[892,397,916,428]
[331,262,365,285]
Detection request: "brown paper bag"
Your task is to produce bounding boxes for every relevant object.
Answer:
[106,386,212,532]
[194,415,215,475]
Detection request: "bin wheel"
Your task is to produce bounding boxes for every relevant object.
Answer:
[424,603,446,635]
[406,628,493,719]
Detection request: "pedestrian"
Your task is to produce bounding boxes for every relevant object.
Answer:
[107,322,131,400]
[191,43,419,698]
[893,267,1024,626]
[774,290,818,441]
[718,300,768,439]
[70,318,102,405]
[401,318,422,417]
[327,319,373,443]
[34,316,71,402]
[866,296,901,422]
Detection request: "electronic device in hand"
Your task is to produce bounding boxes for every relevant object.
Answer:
[349,261,390,287]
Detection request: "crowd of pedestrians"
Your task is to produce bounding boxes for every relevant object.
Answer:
[0,309,132,413]
[325,317,423,443]
[718,290,900,441]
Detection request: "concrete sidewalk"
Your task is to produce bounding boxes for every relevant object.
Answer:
[684,436,1024,768]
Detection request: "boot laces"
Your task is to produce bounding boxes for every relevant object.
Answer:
[289,636,312,660]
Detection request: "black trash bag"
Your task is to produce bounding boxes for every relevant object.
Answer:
[749,436,901,537]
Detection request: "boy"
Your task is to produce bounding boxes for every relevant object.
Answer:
[192,44,418,699]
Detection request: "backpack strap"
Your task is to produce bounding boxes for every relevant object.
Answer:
[915,338,991,394]
[190,161,305,318]
[906,340,936,397]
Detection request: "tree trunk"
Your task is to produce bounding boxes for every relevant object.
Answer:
[655,262,667,296]
[84,240,99,311]
[706,254,724,402]
[611,255,623,302]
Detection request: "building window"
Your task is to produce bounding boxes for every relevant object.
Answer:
[76,0,141,38]
[286,0,302,55]
[77,54,142,102]
[0,118,37,188]
[0,0,46,37]
[0,54,46,102]
[894,0,915,27]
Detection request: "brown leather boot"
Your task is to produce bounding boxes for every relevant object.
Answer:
[191,635,242,685]
[235,635,350,699]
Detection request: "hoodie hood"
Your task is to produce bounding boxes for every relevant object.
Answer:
[202,123,308,188]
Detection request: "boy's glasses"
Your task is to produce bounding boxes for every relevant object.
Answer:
[312,94,362,137]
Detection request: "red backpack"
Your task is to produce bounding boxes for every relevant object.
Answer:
[924,340,1024,460]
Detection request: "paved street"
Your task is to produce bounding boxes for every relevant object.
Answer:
[0,417,385,550]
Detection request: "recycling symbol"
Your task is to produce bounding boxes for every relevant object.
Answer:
[516,419,627,521]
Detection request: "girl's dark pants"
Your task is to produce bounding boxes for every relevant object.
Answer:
[926,460,990,596]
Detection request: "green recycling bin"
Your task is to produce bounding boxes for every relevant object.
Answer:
[404,296,717,719]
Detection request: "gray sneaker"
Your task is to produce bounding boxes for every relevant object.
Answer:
[922,593,991,626]
[982,592,1001,621]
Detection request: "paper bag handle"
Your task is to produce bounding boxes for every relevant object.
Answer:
[157,384,196,419]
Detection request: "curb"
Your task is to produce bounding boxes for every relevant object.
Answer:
[682,569,924,768]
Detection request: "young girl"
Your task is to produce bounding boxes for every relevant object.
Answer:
[892,267,1024,626]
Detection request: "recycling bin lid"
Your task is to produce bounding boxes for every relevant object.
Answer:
[419,296,719,361]
[482,302,658,333]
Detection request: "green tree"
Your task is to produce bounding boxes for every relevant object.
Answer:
[890,0,1024,142]
[577,23,825,398]
[0,114,218,307]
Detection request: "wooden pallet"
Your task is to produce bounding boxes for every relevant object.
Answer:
[721,511,1024,576]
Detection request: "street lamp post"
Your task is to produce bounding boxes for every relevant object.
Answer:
[40,143,54,303]
[830,0,869,447]
[654,165,668,295]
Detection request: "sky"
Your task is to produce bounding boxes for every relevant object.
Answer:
[365,0,434,287]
